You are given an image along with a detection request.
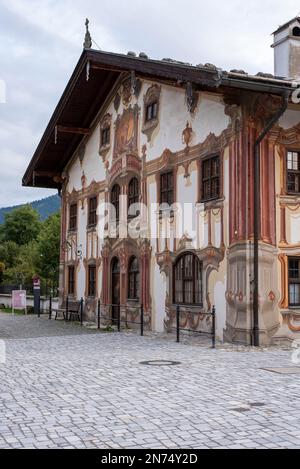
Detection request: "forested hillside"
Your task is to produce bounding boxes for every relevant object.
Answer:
[0,195,60,224]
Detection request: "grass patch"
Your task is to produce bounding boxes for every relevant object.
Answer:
[0,307,27,315]
[102,326,115,333]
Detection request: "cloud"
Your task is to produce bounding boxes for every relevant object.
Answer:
[0,0,299,207]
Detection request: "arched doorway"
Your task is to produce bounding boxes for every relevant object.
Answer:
[111,257,120,324]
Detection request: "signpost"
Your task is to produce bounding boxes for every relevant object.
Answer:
[33,275,41,317]
[12,290,27,316]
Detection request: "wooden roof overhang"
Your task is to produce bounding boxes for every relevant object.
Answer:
[22,49,223,189]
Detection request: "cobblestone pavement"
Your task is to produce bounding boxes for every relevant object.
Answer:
[0,313,300,449]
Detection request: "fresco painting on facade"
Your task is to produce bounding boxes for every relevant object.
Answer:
[23,17,300,346]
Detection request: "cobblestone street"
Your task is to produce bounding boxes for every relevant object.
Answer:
[0,312,300,449]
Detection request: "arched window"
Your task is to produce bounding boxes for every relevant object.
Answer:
[128,257,140,300]
[128,178,139,206]
[112,257,120,274]
[111,184,120,222]
[293,26,300,37]
[173,253,202,305]
[128,178,140,218]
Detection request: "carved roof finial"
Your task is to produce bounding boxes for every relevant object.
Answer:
[83,18,92,49]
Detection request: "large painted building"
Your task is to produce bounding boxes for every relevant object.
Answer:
[24,17,300,345]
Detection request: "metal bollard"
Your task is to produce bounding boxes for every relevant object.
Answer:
[49,295,52,320]
[141,304,144,337]
[97,299,101,330]
[176,305,180,343]
[66,296,69,322]
[212,306,216,349]
[80,298,84,326]
[117,305,121,332]
[38,296,41,318]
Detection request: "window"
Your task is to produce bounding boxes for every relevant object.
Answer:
[287,151,300,194]
[128,257,140,300]
[111,184,120,222]
[293,26,300,37]
[146,102,158,122]
[69,204,77,231]
[88,197,97,227]
[173,253,202,305]
[101,127,110,146]
[68,266,75,296]
[88,265,96,297]
[202,155,220,202]
[160,172,174,207]
[128,178,140,218]
[289,258,300,307]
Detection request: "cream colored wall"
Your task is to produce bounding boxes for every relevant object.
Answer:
[275,108,300,337]
[64,77,231,332]
[67,81,230,195]
[143,87,229,162]
[276,109,300,248]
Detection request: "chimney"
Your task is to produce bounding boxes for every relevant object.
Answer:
[272,17,300,80]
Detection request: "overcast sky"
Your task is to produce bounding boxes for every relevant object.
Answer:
[0,0,299,208]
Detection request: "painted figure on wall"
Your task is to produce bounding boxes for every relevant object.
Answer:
[114,107,138,159]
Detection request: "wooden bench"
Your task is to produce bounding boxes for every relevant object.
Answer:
[52,300,82,322]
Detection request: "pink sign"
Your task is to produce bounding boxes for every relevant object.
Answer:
[33,276,40,289]
[12,291,26,310]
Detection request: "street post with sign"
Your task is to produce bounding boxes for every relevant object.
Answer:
[33,275,41,317]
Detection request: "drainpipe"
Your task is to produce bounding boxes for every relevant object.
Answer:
[253,90,290,347]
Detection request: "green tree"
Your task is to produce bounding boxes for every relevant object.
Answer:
[0,241,20,268]
[0,224,4,243]
[0,261,5,283]
[2,241,38,285]
[35,213,61,286]
[2,205,41,246]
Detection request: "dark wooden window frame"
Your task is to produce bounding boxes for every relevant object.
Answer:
[201,154,221,203]
[88,196,98,228]
[69,203,78,232]
[173,252,203,306]
[111,184,121,223]
[128,256,140,300]
[101,126,111,147]
[128,177,140,219]
[145,101,158,123]
[88,265,96,298]
[160,171,174,207]
[286,150,300,195]
[289,257,300,307]
[68,265,75,296]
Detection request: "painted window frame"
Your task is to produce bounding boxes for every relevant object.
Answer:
[68,265,76,296]
[288,257,300,307]
[101,126,111,147]
[111,184,121,223]
[173,252,203,306]
[160,171,174,207]
[128,177,140,220]
[286,150,300,195]
[69,203,78,232]
[201,154,221,203]
[88,265,96,298]
[145,101,158,123]
[128,257,140,301]
[88,196,98,228]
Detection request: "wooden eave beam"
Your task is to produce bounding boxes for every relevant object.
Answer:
[33,171,61,178]
[90,63,125,74]
[56,125,91,136]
